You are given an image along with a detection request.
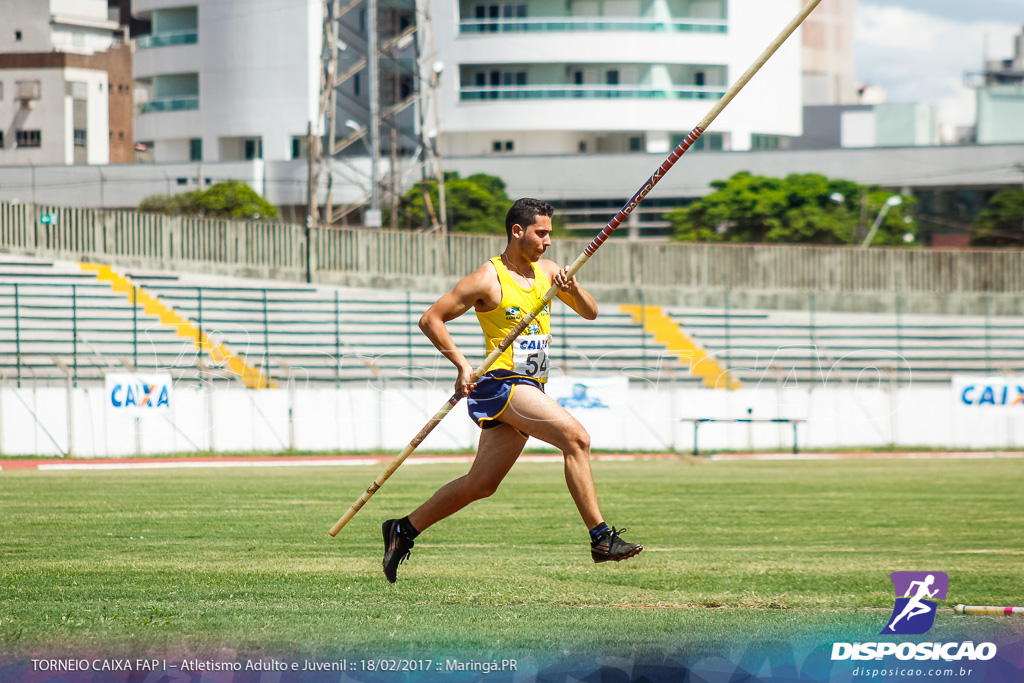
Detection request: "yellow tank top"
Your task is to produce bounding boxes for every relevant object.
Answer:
[476,256,552,381]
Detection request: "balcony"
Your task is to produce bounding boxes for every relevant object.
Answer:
[139,96,199,113]
[137,30,198,49]
[459,16,726,34]
[459,84,726,101]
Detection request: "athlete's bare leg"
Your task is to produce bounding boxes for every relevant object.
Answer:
[497,384,603,529]
[407,423,526,532]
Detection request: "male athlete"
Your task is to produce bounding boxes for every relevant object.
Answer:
[381,198,642,582]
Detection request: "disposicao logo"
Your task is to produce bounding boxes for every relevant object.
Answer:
[883,571,948,635]
[831,572,998,663]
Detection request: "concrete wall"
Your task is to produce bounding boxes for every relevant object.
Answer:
[3,382,1022,457]
[0,1,54,53]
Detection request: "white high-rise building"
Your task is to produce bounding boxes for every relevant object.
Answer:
[132,0,322,163]
[427,0,804,156]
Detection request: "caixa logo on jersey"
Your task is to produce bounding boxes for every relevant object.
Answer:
[105,372,173,412]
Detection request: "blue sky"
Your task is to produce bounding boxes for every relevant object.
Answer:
[855,0,1022,127]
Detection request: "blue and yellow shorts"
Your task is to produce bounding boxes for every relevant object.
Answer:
[467,369,543,439]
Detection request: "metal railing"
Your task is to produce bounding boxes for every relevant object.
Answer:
[2,280,1023,389]
[459,84,726,101]
[136,31,199,49]
[0,281,674,386]
[458,17,727,33]
[139,96,200,114]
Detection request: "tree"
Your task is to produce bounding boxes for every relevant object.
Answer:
[397,172,511,234]
[138,181,278,220]
[666,172,916,246]
[971,189,1024,247]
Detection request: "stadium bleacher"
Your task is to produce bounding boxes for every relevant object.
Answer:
[0,254,695,388]
[666,306,1024,385]
[4,253,1022,389]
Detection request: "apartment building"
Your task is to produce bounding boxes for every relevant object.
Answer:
[426,0,805,156]
[974,27,1024,145]
[0,0,133,165]
[131,0,321,163]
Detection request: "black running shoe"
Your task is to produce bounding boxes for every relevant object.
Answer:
[591,526,643,563]
[382,519,414,583]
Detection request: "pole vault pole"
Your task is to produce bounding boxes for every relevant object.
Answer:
[330,0,823,537]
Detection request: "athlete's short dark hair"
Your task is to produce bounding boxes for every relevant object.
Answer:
[505,198,554,241]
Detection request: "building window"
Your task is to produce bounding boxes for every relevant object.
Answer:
[189,138,202,161]
[73,129,87,147]
[672,131,724,151]
[354,73,361,97]
[629,136,642,152]
[492,140,502,152]
[504,140,514,151]
[751,133,788,150]
[0,131,4,149]
[15,130,41,147]
[244,138,262,160]
[291,136,305,160]
[15,30,22,41]
[118,131,124,141]
[578,141,587,153]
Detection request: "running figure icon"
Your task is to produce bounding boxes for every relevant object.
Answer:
[886,574,939,632]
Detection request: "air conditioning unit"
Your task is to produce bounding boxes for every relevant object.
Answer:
[15,80,41,109]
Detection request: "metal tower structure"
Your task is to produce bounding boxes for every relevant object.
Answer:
[312,0,446,232]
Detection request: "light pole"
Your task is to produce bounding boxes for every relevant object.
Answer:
[430,60,447,236]
[860,195,903,248]
[366,0,381,228]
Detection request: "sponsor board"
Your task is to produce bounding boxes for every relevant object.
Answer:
[954,375,1024,407]
[105,372,173,412]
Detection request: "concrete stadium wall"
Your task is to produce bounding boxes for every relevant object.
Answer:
[4,202,1024,316]
[3,383,1021,457]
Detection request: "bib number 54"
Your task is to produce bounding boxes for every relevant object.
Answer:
[525,352,548,377]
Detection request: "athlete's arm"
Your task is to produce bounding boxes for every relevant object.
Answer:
[419,264,500,395]
[540,259,598,320]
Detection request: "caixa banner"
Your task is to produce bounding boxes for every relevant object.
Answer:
[953,375,1024,407]
[104,373,173,412]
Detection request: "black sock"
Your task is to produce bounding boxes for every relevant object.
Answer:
[589,522,610,543]
[397,516,420,541]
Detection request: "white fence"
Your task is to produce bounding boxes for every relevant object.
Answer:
[3,378,1022,457]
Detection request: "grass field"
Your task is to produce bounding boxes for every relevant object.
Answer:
[1,457,1022,663]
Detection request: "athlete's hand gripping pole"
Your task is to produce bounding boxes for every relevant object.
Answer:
[329,0,823,537]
